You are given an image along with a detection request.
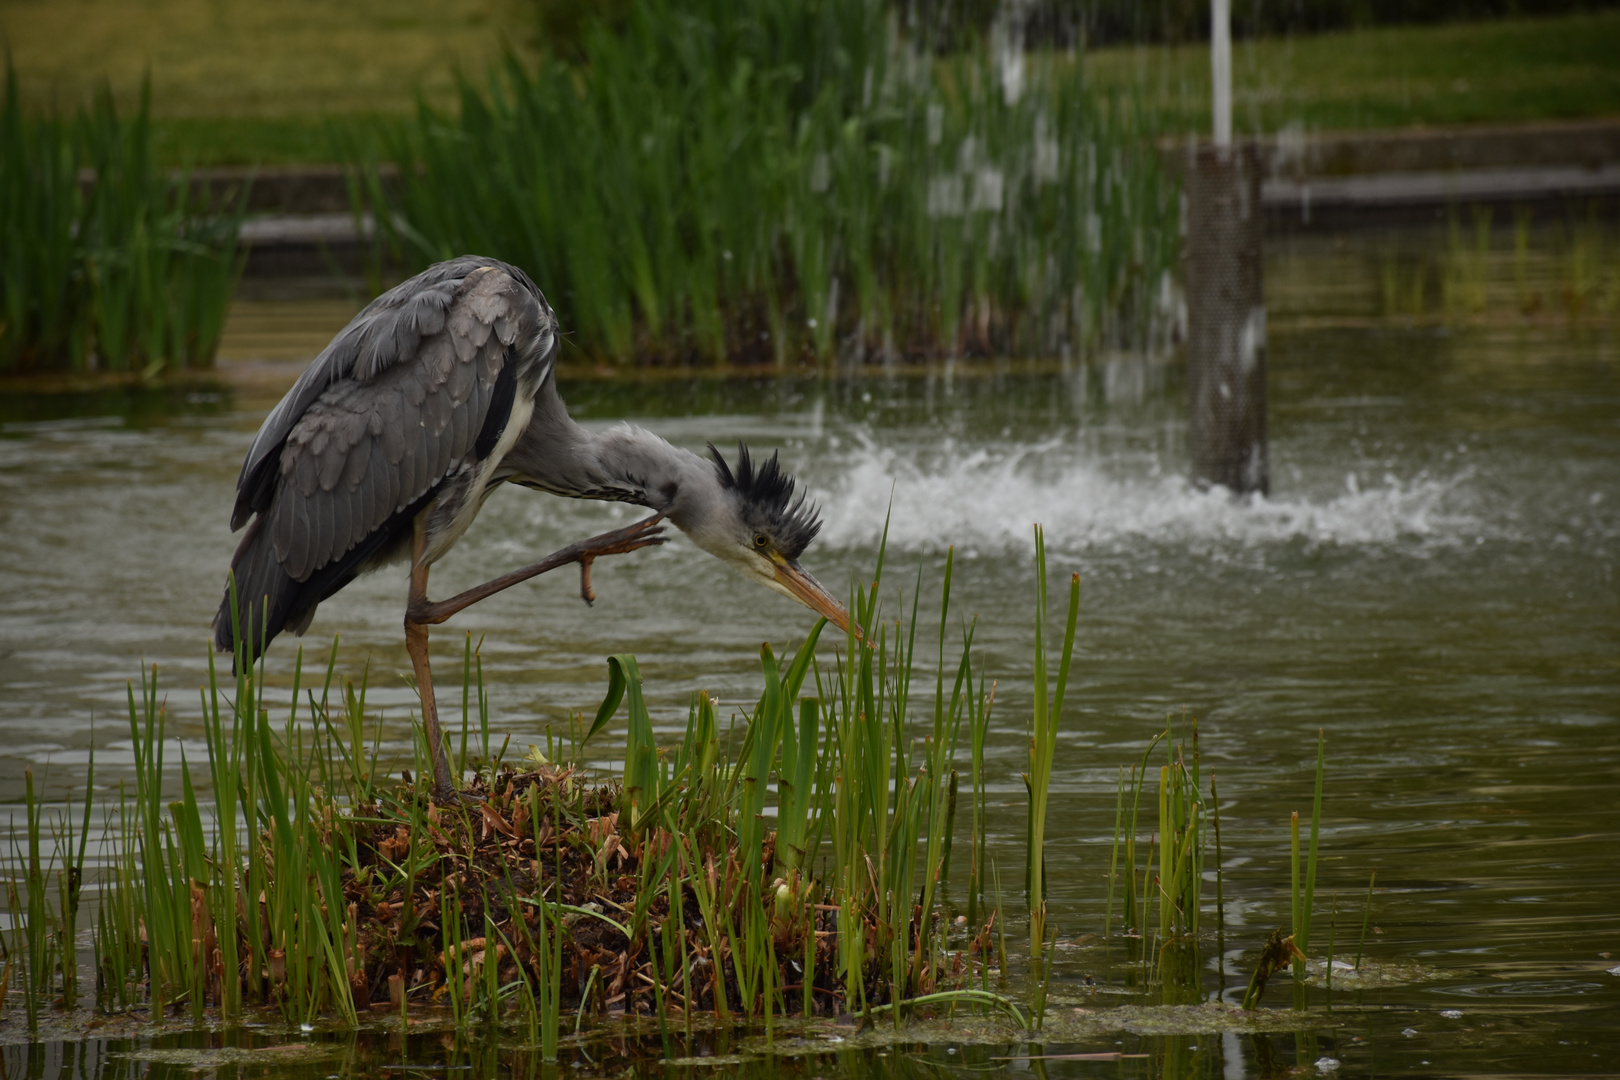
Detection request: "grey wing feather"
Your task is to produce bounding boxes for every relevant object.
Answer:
[231,255,524,531]
[256,262,548,583]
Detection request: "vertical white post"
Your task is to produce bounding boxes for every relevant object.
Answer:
[1189,0,1266,498]
[1211,0,1232,148]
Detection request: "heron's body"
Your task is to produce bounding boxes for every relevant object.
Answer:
[217,255,847,798]
[217,257,552,655]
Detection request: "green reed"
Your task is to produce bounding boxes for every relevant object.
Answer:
[964,668,995,930]
[814,541,988,1022]
[87,601,369,1022]
[1107,727,1164,939]
[1354,870,1377,971]
[1026,525,1078,965]
[1102,716,1210,999]
[0,753,92,1027]
[351,0,1177,366]
[1156,719,1206,941]
[0,67,244,375]
[1291,729,1326,982]
[1,531,1312,1033]
[4,771,46,1029]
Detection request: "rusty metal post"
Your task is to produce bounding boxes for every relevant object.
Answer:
[1185,142,1268,495]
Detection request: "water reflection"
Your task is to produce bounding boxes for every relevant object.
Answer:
[0,1026,1364,1080]
[2,1013,1611,1079]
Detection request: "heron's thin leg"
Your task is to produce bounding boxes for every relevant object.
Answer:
[403,517,459,803]
[407,512,668,627]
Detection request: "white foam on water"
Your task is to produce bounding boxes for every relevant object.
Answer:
[812,433,1480,556]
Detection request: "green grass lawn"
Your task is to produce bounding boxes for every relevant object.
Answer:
[2,3,1616,165]
[1086,11,1620,135]
[0,0,538,164]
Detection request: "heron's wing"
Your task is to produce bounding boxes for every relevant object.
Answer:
[231,255,540,530]
[260,263,547,583]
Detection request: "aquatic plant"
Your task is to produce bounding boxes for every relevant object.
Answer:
[1291,729,1326,982]
[351,0,1178,366]
[1105,728,1163,939]
[1240,928,1304,1010]
[0,68,244,375]
[1376,213,1620,327]
[1354,869,1378,970]
[3,527,1348,1034]
[1156,722,1207,942]
[1101,713,1229,1013]
[1025,524,1078,968]
[4,540,1035,1033]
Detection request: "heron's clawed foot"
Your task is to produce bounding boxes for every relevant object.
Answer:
[404,513,669,625]
[573,513,669,606]
[431,781,486,808]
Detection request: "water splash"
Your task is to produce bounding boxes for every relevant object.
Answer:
[813,435,1479,556]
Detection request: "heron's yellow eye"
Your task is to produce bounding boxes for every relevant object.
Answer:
[754,534,769,549]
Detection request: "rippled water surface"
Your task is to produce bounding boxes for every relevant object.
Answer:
[1,238,1617,1077]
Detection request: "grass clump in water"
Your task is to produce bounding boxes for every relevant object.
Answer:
[0,67,244,376]
[8,545,1039,1039]
[3,534,1349,1035]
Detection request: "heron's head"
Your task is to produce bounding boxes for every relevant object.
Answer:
[678,442,851,635]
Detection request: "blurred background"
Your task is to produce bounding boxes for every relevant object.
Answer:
[2,0,1617,367]
[1,1,1617,1075]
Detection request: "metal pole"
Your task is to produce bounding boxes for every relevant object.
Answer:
[1184,0,1267,496]
[1211,0,1232,148]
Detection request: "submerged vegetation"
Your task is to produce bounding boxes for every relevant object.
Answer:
[351,0,1178,366]
[1377,210,1620,326]
[1,531,1355,1041]
[0,70,244,376]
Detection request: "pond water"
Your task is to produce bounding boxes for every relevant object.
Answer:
[1,234,1617,1077]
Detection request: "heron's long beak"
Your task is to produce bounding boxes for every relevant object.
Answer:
[774,559,856,638]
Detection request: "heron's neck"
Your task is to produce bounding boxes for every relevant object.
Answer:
[499,378,719,519]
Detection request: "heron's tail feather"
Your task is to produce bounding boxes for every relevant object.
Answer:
[214,491,432,671]
[212,517,316,670]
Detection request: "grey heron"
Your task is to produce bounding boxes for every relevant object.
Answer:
[215,255,850,800]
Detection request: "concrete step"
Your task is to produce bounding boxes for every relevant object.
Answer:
[1263,161,1620,231]
[1161,117,1620,232]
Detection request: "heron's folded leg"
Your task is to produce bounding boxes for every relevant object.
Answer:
[407,512,669,627]
[404,518,461,803]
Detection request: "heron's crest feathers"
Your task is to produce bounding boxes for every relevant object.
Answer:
[707,442,823,560]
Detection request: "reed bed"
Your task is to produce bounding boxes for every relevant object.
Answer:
[3,539,1039,1039]
[2,530,1337,1037]
[350,0,1178,366]
[0,68,244,376]
[1104,716,1211,954]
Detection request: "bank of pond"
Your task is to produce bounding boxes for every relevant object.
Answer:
[1,0,1178,377]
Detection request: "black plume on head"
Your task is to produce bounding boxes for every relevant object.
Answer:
[707,441,824,560]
